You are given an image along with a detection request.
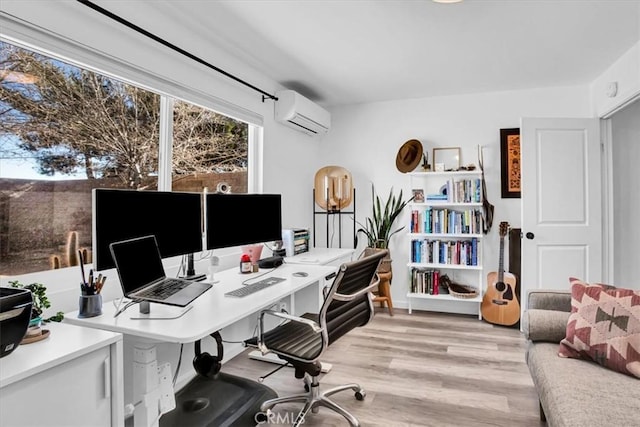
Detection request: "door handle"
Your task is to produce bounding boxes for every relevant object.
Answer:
[525,232,535,240]
[103,357,111,398]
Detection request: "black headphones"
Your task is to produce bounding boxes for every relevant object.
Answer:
[193,331,224,378]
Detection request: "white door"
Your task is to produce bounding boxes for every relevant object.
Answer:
[520,118,602,309]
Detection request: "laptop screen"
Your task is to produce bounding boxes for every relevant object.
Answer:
[110,235,166,295]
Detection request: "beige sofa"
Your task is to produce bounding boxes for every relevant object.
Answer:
[523,289,640,426]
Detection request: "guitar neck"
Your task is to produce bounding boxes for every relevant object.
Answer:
[498,236,505,282]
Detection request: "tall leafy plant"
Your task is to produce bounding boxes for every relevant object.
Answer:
[357,186,413,249]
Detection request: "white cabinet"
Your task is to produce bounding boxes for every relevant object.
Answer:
[0,322,123,427]
[406,171,484,318]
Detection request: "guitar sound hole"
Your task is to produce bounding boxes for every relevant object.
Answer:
[495,282,506,292]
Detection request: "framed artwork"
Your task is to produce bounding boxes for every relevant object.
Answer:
[412,188,424,203]
[500,128,521,198]
[433,147,461,171]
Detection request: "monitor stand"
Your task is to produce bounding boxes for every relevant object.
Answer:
[181,253,207,282]
[130,301,192,320]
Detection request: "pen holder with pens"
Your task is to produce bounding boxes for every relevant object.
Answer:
[77,250,106,318]
[78,292,102,318]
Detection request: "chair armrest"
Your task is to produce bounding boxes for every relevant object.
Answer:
[527,289,572,312]
[257,310,322,354]
[523,308,570,342]
[333,273,380,302]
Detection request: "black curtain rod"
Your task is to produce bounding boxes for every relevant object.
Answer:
[77,0,278,102]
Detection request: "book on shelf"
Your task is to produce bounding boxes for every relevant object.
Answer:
[410,207,482,234]
[410,268,441,295]
[294,230,309,254]
[445,178,482,203]
[411,238,479,266]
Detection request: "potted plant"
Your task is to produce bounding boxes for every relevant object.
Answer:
[356,186,413,272]
[8,280,64,326]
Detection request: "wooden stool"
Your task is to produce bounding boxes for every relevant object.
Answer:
[373,271,394,316]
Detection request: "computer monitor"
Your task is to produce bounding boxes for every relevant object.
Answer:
[205,193,282,250]
[92,189,203,271]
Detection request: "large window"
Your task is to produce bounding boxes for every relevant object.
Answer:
[171,100,248,194]
[0,40,250,275]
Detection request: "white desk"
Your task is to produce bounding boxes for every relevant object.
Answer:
[65,264,335,343]
[64,263,335,427]
[286,247,354,267]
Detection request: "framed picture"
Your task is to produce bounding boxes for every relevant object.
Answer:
[433,147,461,171]
[500,128,521,198]
[412,188,424,203]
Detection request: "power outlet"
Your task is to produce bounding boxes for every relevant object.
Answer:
[279,301,287,313]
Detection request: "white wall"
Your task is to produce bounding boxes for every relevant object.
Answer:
[591,40,640,118]
[323,86,592,312]
[611,99,640,288]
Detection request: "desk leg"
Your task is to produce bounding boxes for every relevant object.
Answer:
[133,343,160,427]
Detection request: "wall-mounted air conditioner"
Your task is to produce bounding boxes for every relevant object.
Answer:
[274,90,331,136]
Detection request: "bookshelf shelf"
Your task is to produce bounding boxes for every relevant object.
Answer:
[408,232,483,239]
[407,262,483,271]
[405,292,482,302]
[409,202,482,208]
[408,170,481,177]
[407,170,484,319]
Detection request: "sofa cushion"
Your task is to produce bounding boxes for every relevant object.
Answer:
[559,282,640,378]
[527,342,640,427]
[524,309,570,342]
[527,289,571,312]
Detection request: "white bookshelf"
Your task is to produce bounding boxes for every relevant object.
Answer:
[407,170,484,318]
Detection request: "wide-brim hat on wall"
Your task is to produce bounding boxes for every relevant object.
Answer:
[396,139,423,173]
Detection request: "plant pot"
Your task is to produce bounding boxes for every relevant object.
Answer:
[363,247,392,273]
[28,316,42,328]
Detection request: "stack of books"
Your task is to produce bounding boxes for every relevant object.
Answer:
[292,229,309,255]
[283,228,310,256]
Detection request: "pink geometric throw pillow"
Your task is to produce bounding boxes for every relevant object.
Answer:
[569,277,616,290]
[559,282,640,379]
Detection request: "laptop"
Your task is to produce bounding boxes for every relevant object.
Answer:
[109,235,211,307]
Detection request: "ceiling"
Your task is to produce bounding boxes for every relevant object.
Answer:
[93,0,640,107]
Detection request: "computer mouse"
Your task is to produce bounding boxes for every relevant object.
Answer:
[292,271,309,277]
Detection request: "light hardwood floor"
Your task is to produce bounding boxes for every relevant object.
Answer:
[223,308,544,427]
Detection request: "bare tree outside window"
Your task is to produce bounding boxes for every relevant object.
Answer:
[0,43,161,188]
[0,41,249,275]
[171,100,248,194]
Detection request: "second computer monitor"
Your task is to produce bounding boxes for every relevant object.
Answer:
[206,193,282,250]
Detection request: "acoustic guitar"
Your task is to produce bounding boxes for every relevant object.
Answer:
[481,221,520,326]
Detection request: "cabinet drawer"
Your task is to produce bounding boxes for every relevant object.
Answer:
[1,346,112,427]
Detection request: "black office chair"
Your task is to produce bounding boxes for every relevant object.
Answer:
[246,249,388,427]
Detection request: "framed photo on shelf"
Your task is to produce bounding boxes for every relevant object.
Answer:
[412,188,424,203]
[500,128,521,198]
